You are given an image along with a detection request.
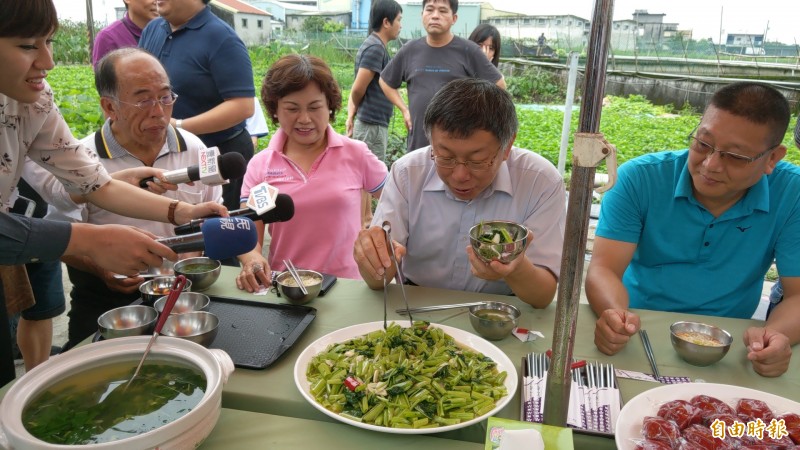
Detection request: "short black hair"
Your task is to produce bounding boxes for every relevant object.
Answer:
[422,0,458,15]
[0,0,58,38]
[708,82,790,145]
[369,0,402,33]
[424,78,516,150]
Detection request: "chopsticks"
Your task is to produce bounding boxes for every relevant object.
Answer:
[523,353,620,433]
[639,329,661,381]
[382,221,412,326]
[283,259,307,295]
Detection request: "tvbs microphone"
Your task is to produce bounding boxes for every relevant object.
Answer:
[156,217,258,260]
[139,151,247,188]
[173,193,294,235]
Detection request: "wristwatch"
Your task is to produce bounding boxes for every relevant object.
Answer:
[175,119,183,129]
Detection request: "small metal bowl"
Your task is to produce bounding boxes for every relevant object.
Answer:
[276,269,323,305]
[468,301,521,340]
[97,305,158,340]
[469,220,529,264]
[174,257,222,291]
[154,292,210,315]
[161,311,220,348]
[670,321,732,366]
[139,276,192,305]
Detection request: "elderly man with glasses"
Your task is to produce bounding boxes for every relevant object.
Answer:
[354,79,566,308]
[586,82,800,377]
[23,48,222,349]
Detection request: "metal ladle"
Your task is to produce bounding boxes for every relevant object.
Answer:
[124,274,187,390]
[395,302,487,315]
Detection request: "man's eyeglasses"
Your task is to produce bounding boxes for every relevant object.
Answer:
[688,128,779,167]
[430,145,503,172]
[112,92,178,110]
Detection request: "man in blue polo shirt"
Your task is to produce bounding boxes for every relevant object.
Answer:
[139,0,254,210]
[586,82,800,377]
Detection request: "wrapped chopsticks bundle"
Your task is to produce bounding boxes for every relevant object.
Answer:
[521,352,621,434]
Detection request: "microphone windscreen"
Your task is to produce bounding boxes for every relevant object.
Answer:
[264,193,294,222]
[200,217,258,260]
[217,152,247,180]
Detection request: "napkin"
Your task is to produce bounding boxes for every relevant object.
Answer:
[513,327,545,342]
[496,429,544,450]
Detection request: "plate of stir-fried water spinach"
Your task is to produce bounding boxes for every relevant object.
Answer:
[294,321,517,434]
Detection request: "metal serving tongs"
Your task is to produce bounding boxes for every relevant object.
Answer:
[382,221,412,327]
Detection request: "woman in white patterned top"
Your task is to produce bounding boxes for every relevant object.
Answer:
[0,0,227,275]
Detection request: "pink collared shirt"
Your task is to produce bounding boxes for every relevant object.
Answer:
[241,126,387,278]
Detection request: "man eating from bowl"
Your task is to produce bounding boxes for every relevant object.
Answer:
[585,82,800,377]
[23,48,222,349]
[353,78,566,308]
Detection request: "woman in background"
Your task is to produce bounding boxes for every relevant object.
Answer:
[469,24,501,67]
[236,55,387,291]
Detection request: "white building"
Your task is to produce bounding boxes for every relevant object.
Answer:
[485,14,590,48]
[211,0,273,45]
[245,0,317,23]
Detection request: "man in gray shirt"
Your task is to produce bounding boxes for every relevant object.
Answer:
[379,0,505,152]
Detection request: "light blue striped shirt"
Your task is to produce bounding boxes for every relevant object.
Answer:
[372,146,566,295]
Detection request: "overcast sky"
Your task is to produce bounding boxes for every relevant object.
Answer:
[55,0,800,44]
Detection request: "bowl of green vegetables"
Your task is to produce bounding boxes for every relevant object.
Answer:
[469,220,528,264]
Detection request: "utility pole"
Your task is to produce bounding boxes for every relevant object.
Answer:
[86,0,96,57]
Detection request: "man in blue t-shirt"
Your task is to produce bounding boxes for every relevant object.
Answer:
[767,119,800,316]
[586,82,800,377]
[139,0,255,210]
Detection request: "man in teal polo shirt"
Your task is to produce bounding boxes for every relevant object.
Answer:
[586,82,800,377]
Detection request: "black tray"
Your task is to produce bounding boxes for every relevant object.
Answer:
[93,296,316,370]
[206,295,316,369]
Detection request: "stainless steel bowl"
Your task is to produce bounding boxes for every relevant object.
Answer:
[468,301,521,340]
[174,257,222,291]
[469,220,529,264]
[276,269,323,305]
[97,305,158,339]
[161,311,220,348]
[670,321,732,366]
[155,292,210,315]
[139,276,192,305]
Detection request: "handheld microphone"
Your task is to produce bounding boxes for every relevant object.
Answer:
[173,193,294,235]
[139,151,247,188]
[156,217,258,259]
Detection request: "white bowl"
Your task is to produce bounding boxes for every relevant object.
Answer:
[0,336,234,449]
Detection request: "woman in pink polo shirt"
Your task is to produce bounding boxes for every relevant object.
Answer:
[236,54,388,291]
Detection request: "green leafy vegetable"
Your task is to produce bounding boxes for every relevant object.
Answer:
[306,322,508,429]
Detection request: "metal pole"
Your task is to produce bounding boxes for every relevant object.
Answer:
[544,0,614,427]
[85,0,96,59]
[557,52,579,176]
